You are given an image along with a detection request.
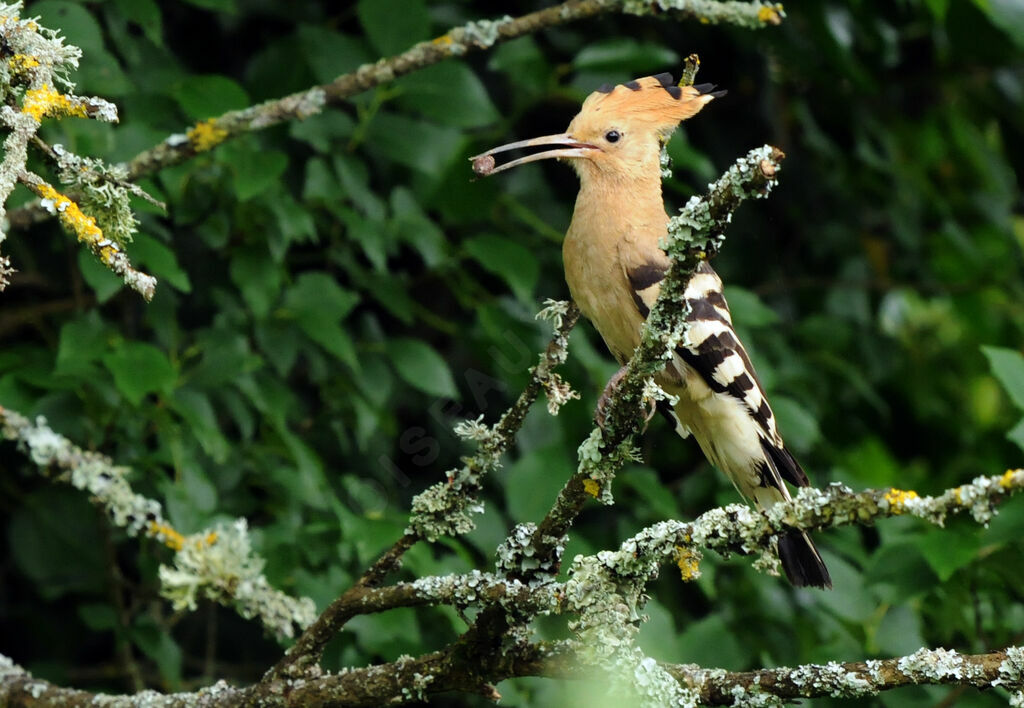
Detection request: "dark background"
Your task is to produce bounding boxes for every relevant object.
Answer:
[1,1,1023,705]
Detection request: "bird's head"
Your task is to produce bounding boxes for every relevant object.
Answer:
[472,72,723,184]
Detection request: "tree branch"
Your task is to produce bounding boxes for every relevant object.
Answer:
[0,405,316,641]
[5,642,1023,707]
[5,1,783,231]
[268,301,581,679]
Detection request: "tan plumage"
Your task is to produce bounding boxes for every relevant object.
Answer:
[473,72,831,589]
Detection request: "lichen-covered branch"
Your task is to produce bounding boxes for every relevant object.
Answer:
[0,406,316,641]
[268,301,580,680]
[673,646,1024,705]
[406,299,581,542]
[4,0,782,232]
[18,172,157,300]
[3,470,1023,704]
[0,2,150,298]
[4,641,1023,706]
[118,1,779,183]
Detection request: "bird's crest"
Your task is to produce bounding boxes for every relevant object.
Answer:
[579,72,725,136]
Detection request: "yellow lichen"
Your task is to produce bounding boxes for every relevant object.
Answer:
[431,34,454,45]
[582,479,600,498]
[8,53,40,74]
[675,546,700,581]
[1000,469,1020,489]
[148,521,186,551]
[35,183,118,263]
[148,522,218,552]
[22,84,88,122]
[953,487,962,504]
[758,4,784,25]
[884,488,919,513]
[186,118,229,152]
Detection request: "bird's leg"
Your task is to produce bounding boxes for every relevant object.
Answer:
[594,366,658,432]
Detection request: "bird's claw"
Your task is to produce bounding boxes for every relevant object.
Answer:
[594,366,628,432]
[595,366,660,434]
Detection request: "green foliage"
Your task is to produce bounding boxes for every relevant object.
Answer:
[1,0,1023,703]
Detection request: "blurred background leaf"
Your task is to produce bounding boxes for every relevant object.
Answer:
[1,0,1022,704]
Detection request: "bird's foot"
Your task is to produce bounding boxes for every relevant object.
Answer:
[595,367,658,433]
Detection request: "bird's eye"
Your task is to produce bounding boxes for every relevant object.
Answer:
[605,130,621,143]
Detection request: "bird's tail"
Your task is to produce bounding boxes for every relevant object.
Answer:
[778,531,832,589]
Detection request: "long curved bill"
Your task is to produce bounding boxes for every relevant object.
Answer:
[470,133,598,176]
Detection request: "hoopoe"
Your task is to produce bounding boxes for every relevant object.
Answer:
[472,72,831,588]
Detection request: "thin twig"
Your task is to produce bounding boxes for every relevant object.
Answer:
[268,303,582,679]
[99,515,145,693]
[5,0,783,230]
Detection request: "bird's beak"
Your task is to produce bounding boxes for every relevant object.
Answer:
[470,133,599,176]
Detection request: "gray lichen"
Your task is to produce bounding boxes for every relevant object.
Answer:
[623,0,784,30]
[0,407,317,642]
[0,2,159,299]
[406,302,578,541]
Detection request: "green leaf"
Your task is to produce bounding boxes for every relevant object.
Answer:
[255,320,300,376]
[365,112,465,176]
[573,38,679,74]
[395,62,499,128]
[182,0,236,13]
[505,445,574,521]
[270,192,317,250]
[171,75,249,119]
[230,248,282,318]
[866,543,939,604]
[675,614,746,669]
[769,396,821,454]
[391,187,446,267]
[973,0,1024,48]
[488,37,551,95]
[31,1,105,53]
[131,233,192,293]
[112,0,163,46]
[874,605,926,656]
[219,148,289,201]
[78,49,134,97]
[171,389,230,464]
[103,342,177,405]
[619,467,681,521]
[282,273,360,369]
[132,618,183,689]
[464,234,539,303]
[357,0,429,56]
[334,154,386,220]
[55,313,110,377]
[915,523,980,581]
[303,157,340,203]
[923,0,949,20]
[290,112,355,153]
[78,248,124,303]
[722,286,780,327]
[1008,417,1024,453]
[387,338,458,399]
[190,329,262,388]
[179,463,218,512]
[840,436,901,487]
[78,603,118,632]
[9,488,106,600]
[982,345,1024,409]
[297,26,372,83]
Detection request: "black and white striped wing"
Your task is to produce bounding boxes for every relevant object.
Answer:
[625,259,808,489]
